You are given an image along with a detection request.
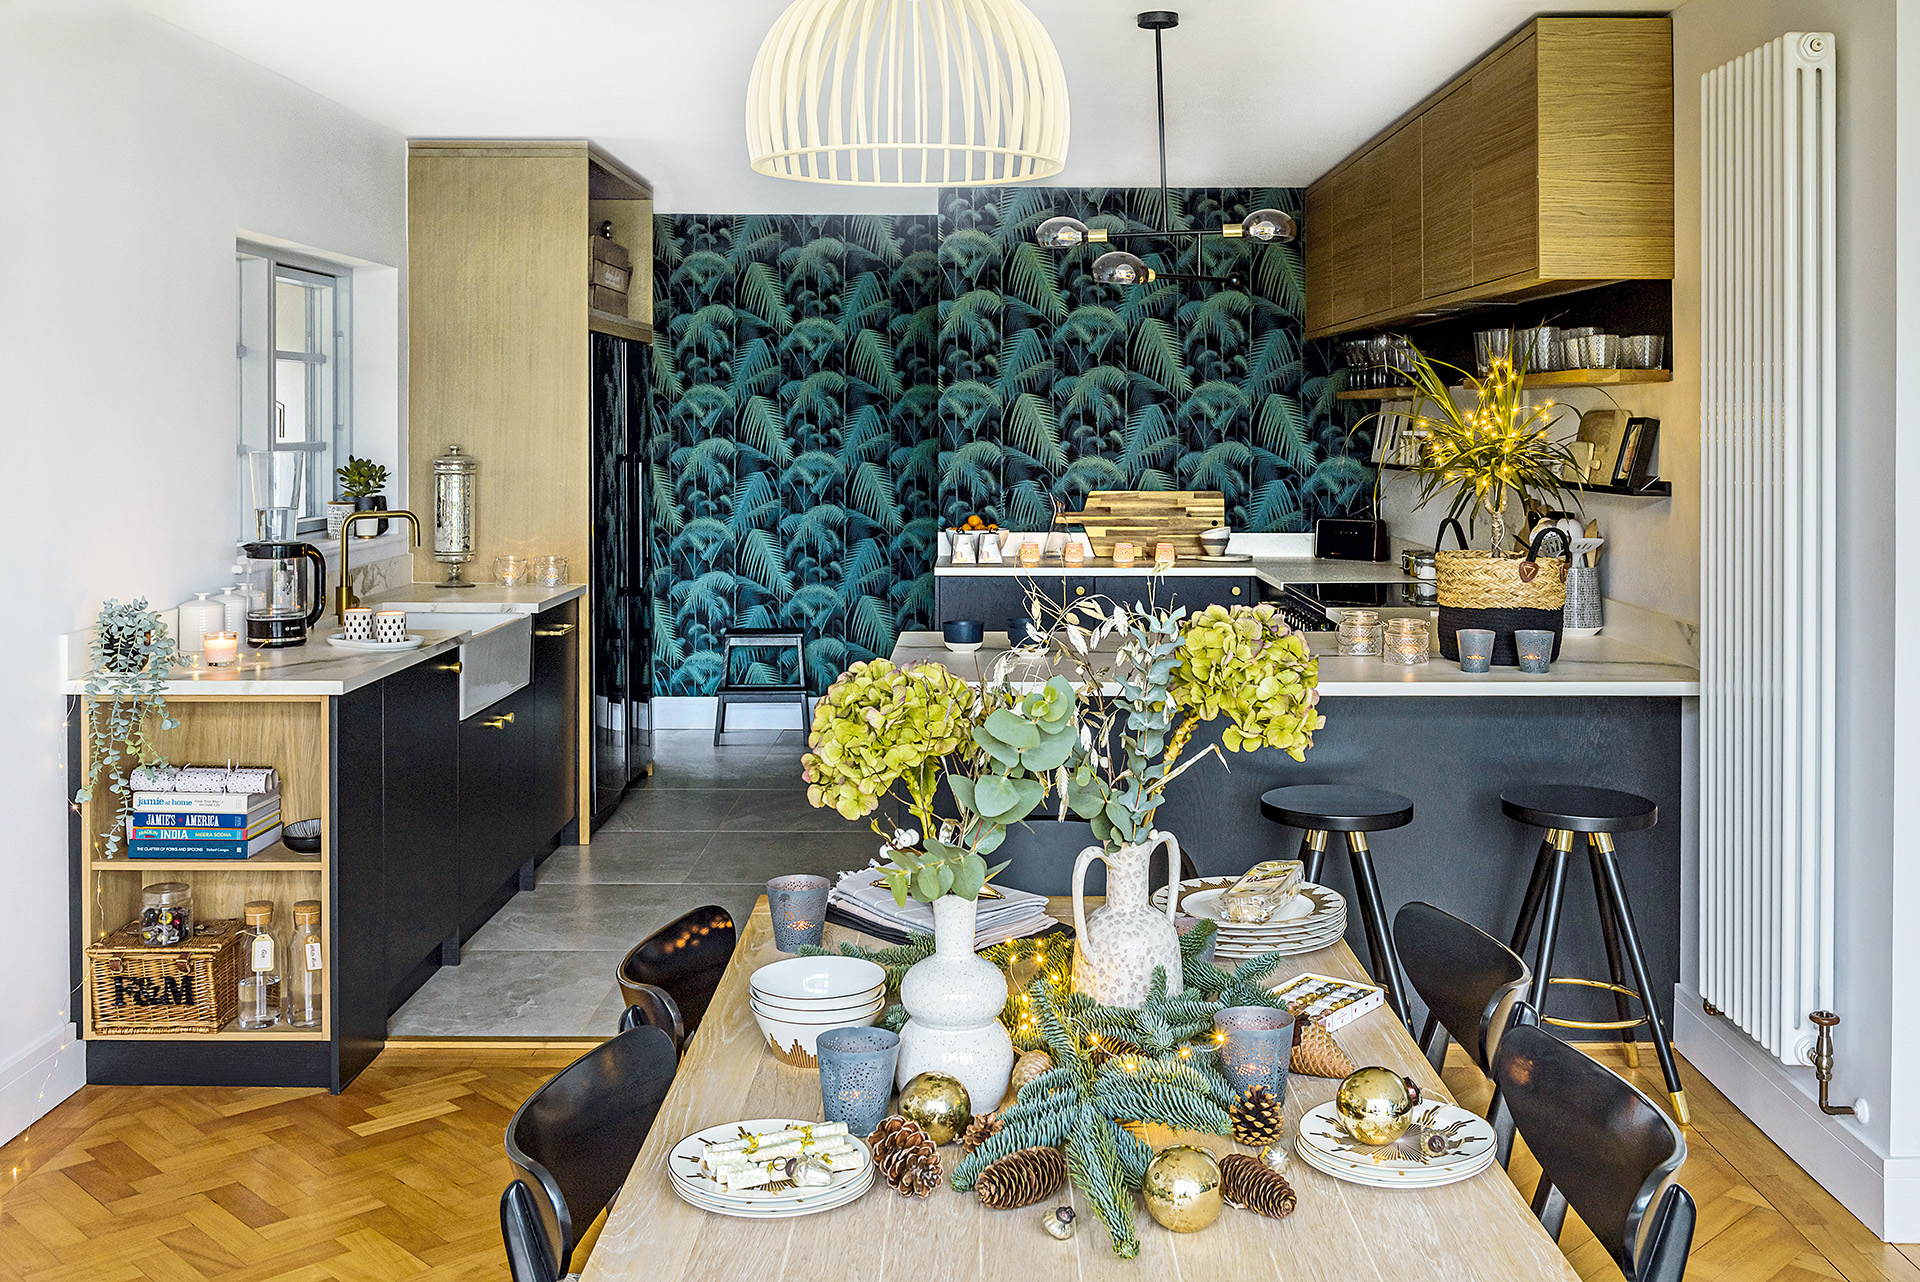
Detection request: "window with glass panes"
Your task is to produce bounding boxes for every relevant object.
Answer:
[237,246,351,537]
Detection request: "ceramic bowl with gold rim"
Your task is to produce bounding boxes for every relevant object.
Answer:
[751,1000,884,1068]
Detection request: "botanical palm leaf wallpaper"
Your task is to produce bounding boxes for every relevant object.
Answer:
[650,193,1366,696]
[939,186,1367,531]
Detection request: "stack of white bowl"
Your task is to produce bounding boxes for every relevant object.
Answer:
[748,956,886,1067]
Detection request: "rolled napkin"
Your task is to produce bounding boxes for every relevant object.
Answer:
[707,1135,856,1173]
[707,1121,847,1157]
[714,1146,862,1190]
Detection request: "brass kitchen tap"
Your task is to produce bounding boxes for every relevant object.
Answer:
[334,509,422,619]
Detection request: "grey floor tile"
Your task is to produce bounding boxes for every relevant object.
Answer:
[538,831,711,885]
[585,984,629,1037]
[464,880,763,952]
[387,949,625,1037]
[601,788,741,832]
[691,828,877,884]
[635,752,777,789]
[719,788,863,832]
[707,726,793,747]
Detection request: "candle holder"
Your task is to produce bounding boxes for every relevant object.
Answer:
[1018,540,1042,568]
[1154,541,1177,570]
[767,874,830,951]
[203,631,239,667]
[1382,617,1430,666]
[816,1026,901,1137]
[1456,628,1495,673]
[1064,541,1085,567]
[494,555,530,586]
[1213,1005,1295,1099]
[1514,629,1555,674]
[532,555,568,587]
[1337,610,1382,657]
[1111,541,1136,567]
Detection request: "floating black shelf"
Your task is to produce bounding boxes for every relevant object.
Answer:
[1375,461,1671,499]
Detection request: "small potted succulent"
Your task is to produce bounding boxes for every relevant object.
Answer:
[336,456,389,538]
[74,599,180,856]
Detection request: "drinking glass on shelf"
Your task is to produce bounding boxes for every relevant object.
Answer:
[532,556,568,587]
[1473,328,1514,376]
[1580,334,1622,369]
[1620,335,1666,369]
[494,555,530,586]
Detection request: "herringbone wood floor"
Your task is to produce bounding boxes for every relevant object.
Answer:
[0,1043,1914,1281]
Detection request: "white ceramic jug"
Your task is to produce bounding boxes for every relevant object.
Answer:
[1071,830,1184,1008]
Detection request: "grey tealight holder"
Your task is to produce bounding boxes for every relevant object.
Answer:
[1457,629,1495,674]
[768,874,830,951]
[1514,629,1556,674]
[816,1026,901,1137]
[1214,1005,1295,1101]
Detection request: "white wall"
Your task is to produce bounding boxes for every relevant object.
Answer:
[0,0,406,1141]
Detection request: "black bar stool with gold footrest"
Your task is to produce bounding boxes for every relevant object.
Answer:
[1259,784,1415,1025]
[1501,784,1688,1124]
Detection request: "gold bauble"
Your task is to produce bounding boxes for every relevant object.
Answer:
[1141,1145,1223,1233]
[898,1071,972,1145]
[1334,1066,1421,1146]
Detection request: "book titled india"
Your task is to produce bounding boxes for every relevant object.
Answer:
[126,827,284,860]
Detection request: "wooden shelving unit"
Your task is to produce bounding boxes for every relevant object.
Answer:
[76,693,331,1046]
[1377,460,1671,498]
[1339,368,1672,400]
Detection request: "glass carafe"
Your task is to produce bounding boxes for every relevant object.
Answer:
[287,900,323,1029]
[238,900,284,1029]
[241,540,327,648]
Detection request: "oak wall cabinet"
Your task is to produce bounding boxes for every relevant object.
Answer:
[1304,17,1673,338]
[407,141,650,836]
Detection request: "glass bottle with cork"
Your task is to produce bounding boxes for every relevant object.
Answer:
[237,900,284,1029]
[287,900,324,1029]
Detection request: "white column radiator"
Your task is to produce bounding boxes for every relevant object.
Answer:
[1699,32,1837,1065]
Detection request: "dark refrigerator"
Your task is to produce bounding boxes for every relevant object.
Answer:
[590,331,653,822]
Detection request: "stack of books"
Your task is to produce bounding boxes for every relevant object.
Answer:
[125,767,283,859]
[827,867,1057,946]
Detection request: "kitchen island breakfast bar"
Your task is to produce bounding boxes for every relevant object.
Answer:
[903,552,1699,1034]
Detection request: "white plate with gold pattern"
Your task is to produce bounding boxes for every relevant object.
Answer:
[671,1166,874,1218]
[1293,1102,1498,1188]
[668,1118,872,1215]
[1154,878,1348,957]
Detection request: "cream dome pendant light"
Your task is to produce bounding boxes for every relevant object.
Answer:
[746,0,1070,186]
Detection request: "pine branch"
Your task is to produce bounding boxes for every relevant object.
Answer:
[1067,1103,1140,1258]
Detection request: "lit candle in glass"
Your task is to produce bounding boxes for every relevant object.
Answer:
[1514,629,1555,674]
[1382,617,1430,666]
[1154,541,1177,570]
[203,631,239,667]
[1064,541,1085,567]
[1018,540,1042,568]
[1111,541,1135,567]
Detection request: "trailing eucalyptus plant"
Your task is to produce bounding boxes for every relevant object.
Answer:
[74,599,180,856]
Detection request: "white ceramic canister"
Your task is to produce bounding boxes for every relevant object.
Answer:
[176,592,226,653]
[217,583,251,632]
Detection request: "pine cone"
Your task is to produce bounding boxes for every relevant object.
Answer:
[1010,1049,1053,1093]
[1221,1152,1298,1218]
[1291,1020,1356,1078]
[871,1114,942,1197]
[975,1146,1067,1209]
[1228,1085,1286,1146]
[961,1111,1003,1154]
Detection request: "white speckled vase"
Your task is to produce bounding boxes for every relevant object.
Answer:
[894,894,1014,1114]
[1071,830,1184,1009]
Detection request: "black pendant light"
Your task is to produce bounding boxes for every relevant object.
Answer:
[1033,11,1296,289]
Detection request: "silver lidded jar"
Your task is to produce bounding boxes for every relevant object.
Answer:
[432,444,478,588]
[140,882,193,946]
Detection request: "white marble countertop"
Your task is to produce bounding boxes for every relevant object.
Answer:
[933,554,1412,591]
[61,630,470,697]
[891,631,1699,697]
[359,581,586,611]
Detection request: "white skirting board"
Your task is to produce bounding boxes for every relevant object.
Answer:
[0,1022,84,1147]
[1675,988,1920,1239]
[653,696,814,733]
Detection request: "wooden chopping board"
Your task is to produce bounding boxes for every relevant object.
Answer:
[1057,490,1227,558]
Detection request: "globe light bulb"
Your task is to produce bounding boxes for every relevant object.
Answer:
[1243,208,1298,243]
[1093,250,1151,286]
[1035,215,1090,249]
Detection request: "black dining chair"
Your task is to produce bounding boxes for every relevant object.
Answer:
[1393,901,1532,1161]
[1493,1010,1696,1282]
[618,988,681,1044]
[616,905,736,1051]
[501,1023,678,1282]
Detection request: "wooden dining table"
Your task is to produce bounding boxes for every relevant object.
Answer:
[583,897,1581,1282]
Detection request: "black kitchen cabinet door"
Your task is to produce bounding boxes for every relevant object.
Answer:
[937,575,1062,627]
[532,598,580,849]
[382,654,461,1010]
[458,682,539,936]
[1096,576,1254,613]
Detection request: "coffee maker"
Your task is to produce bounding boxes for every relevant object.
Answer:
[241,541,328,648]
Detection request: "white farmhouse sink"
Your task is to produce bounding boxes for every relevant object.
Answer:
[401,611,531,719]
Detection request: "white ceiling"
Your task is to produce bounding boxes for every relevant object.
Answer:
[129,0,1668,214]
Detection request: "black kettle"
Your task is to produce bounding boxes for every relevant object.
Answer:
[240,540,328,648]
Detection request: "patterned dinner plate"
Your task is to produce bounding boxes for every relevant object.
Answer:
[1293,1135,1496,1190]
[668,1118,872,1210]
[1152,879,1348,957]
[1294,1102,1498,1186]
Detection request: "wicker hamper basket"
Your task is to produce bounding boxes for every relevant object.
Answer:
[87,919,243,1035]
[1434,523,1571,665]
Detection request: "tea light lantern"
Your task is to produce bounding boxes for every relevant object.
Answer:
[1018,540,1042,568]
[1064,541,1085,567]
[203,631,239,667]
[1382,617,1430,666]
[1213,1006,1295,1097]
[1514,629,1555,674]
[1111,541,1136,567]
[1154,541,1177,570]
[767,874,830,950]
[1456,629,1495,673]
[1337,610,1383,657]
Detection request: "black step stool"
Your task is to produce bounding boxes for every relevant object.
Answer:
[1260,784,1415,1025]
[1501,784,1688,1124]
[713,628,810,746]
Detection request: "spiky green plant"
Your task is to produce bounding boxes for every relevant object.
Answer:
[1380,342,1581,550]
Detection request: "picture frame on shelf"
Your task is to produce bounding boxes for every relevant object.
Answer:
[1613,417,1662,491]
